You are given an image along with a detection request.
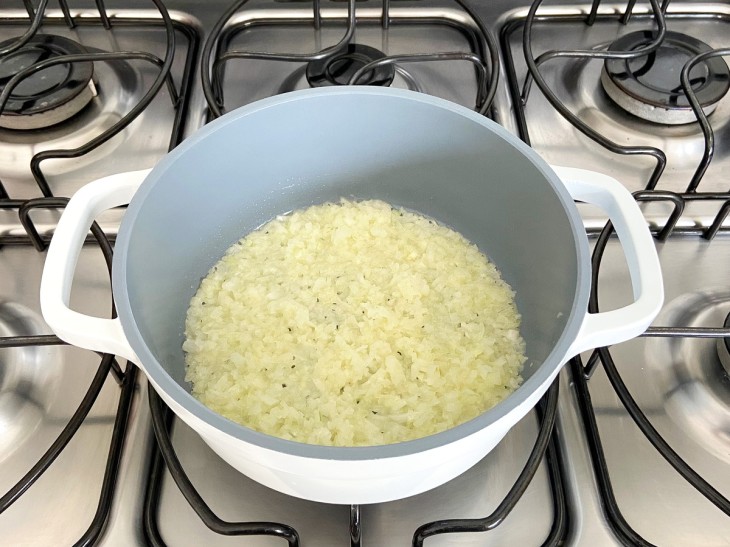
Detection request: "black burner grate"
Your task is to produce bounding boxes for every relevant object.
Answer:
[503,0,730,232]
[0,0,198,200]
[144,380,568,547]
[601,30,730,125]
[502,0,730,543]
[0,208,133,543]
[200,0,499,118]
[0,1,198,543]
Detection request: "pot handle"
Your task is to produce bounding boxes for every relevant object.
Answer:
[551,165,664,357]
[40,170,152,365]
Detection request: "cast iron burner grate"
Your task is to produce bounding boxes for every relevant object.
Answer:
[502,0,730,542]
[601,30,730,125]
[0,0,199,542]
[0,34,95,130]
[201,0,499,118]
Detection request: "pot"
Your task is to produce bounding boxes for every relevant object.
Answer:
[40,87,662,504]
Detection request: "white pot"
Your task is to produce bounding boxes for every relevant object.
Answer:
[40,87,662,504]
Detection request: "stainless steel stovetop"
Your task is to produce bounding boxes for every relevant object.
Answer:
[0,1,728,545]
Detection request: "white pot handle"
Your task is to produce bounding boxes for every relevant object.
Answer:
[40,169,152,365]
[551,165,664,357]
[41,166,662,363]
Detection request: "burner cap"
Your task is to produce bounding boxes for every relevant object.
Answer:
[306,43,395,88]
[0,34,95,130]
[601,30,730,125]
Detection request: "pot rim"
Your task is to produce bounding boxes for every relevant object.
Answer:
[113,86,591,460]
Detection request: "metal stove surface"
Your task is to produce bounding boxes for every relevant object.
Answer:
[550,237,730,546]
[567,236,730,545]
[1,1,729,546]
[0,3,197,544]
[497,2,730,230]
[496,2,730,545]
[0,244,120,545]
[0,6,197,225]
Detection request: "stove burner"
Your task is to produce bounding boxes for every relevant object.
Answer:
[601,31,730,125]
[0,34,96,130]
[306,43,396,88]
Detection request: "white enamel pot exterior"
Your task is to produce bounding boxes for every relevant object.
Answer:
[40,87,663,504]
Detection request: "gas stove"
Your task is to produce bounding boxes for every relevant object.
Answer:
[0,1,728,545]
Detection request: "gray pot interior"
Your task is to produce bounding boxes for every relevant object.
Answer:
[115,88,587,453]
